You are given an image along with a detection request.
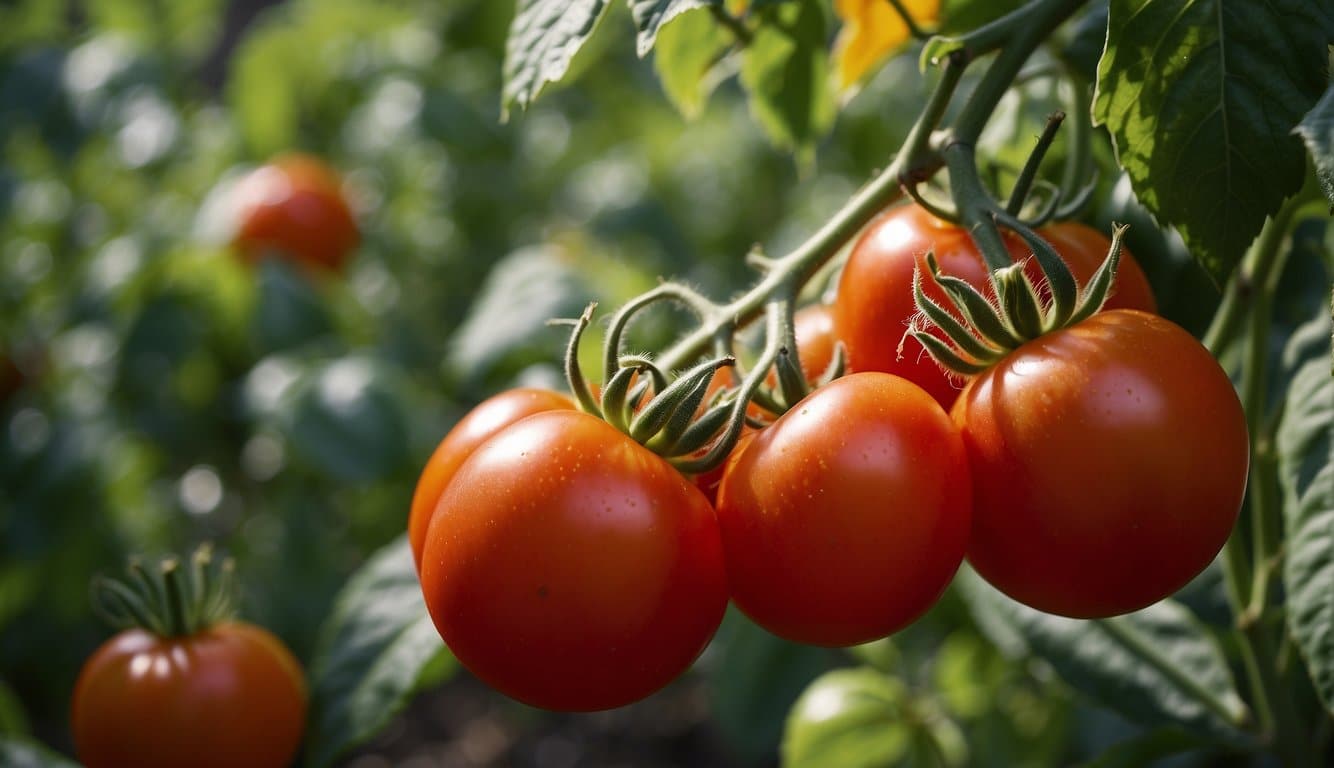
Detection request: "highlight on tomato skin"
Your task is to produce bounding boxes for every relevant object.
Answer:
[407,387,575,572]
[418,409,729,712]
[951,309,1248,619]
[715,371,972,648]
[833,204,1157,409]
[230,153,360,273]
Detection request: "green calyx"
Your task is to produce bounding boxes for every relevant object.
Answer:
[559,278,844,475]
[91,544,237,638]
[910,222,1129,375]
[561,300,741,472]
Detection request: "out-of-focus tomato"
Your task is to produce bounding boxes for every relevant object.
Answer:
[231,154,359,273]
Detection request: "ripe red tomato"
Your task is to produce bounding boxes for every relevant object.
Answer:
[419,410,729,711]
[834,205,1156,407]
[71,623,306,768]
[952,310,1247,618]
[715,372,971,646]
[231,154,359,272]
[408,388,574,571]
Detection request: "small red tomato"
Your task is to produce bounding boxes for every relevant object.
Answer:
[952,310,1247,618]
[231,154,359,272]
[71,623,306,768]
[408,388,575,571]
[420,410,729,711]
[834,205,1155,408]
[716,372,972,646]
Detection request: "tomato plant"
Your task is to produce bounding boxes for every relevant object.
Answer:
[6,0,1333,766]
[715,372,971,646]
[70,551,305,768]
[418,409,728,711]
[230,154,359,273]
[950,309,1248,618]
[834,204,1156,407]
[408,387,575,571]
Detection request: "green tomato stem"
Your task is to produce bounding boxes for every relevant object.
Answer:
[941,143,1014,272]
[1238,205,1296,624]
[1057,77,1093,208]
[1005,111,1065,216]
[948,0,1090,147]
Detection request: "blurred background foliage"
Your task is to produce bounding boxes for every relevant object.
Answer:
[0,0,1239,765]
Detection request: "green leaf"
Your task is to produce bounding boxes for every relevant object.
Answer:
[1092,0,1334,284]
[782,668,912,768]
[286,357,410,483]
[958,568,1251,741]
[251,260,333,354]
[708,610,833,762]
[447,245,594,386]
[1296,85,1334,210]
[1075,728,1210,768]
[306,536,453,768]
[0,738,80,768]
[1276,308,1334,715]
[629,0,718,56]
[654,6,731,119]
[502,0,614,118]
[739,0,835,158]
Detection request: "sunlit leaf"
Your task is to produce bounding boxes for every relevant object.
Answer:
[740,0,835,158]
[501,0,613,118]
[654,6,732,119]
[629,0,717,56]
[1093,0,1334,283]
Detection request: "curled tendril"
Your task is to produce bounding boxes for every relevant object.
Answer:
[905,182,962,223]
[602,283,719,388]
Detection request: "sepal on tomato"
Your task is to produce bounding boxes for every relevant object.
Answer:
[91,544,237,638]
[911,222,1131,375]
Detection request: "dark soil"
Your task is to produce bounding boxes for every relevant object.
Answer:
[342,673,763,768]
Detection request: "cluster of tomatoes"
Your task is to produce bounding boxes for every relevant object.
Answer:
[411,204,1250,713]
